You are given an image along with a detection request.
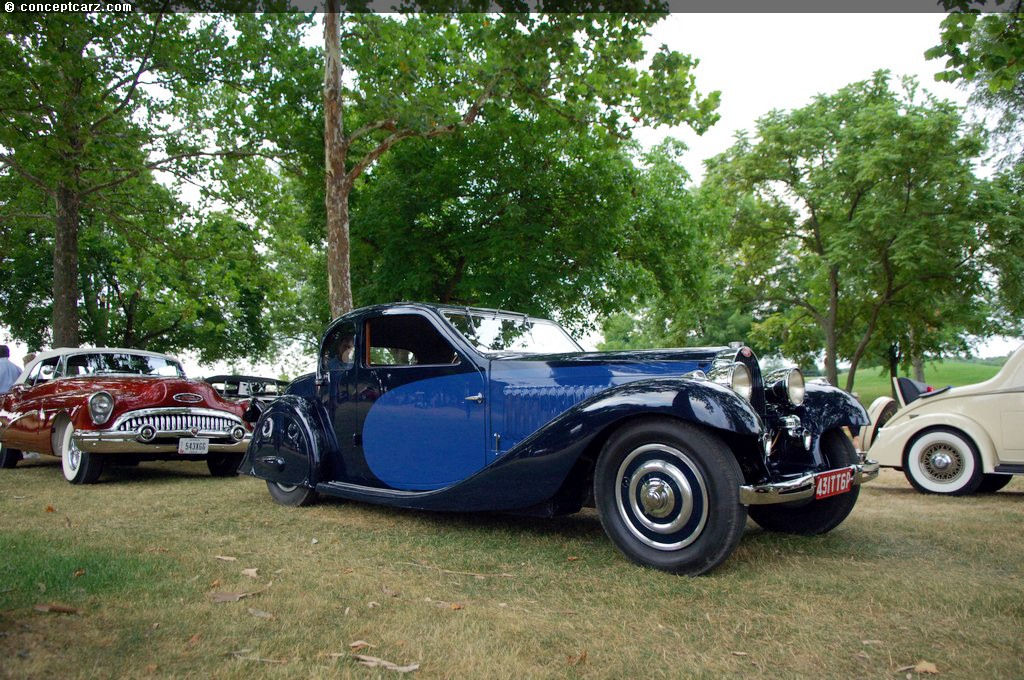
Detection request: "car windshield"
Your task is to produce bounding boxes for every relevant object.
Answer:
[444,312,582,355]
[64,352,186,378]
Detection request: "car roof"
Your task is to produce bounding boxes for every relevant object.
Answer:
[17,347,182,384]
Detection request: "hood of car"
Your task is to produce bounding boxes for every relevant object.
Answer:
[59,376,244,417]
[489,347,725,365]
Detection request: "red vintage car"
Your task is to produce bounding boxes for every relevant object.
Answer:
[0,347,252,484]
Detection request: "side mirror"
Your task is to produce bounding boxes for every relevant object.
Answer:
[40,365,56,380]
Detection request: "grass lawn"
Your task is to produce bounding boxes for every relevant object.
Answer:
[842,360,1005,406]
[2,458,1022,678]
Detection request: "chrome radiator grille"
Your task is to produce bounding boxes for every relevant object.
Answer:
[116,412,236,434]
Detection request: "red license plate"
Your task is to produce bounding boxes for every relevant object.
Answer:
[815,466,854,499]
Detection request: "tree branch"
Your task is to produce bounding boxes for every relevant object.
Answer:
[0,153,55,196]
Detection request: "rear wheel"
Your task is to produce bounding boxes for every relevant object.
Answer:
[266,480,319,507]
[594,418,747,576]
[206,452,243,477]
[57,420,103,484]
[977,473,1013,494]
[902,427,982,496]
[748,429,860,535]
[0,443,22,469]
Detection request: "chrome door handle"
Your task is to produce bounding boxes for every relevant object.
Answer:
[465,393,485,404]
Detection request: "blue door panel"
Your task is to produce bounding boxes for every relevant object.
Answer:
[362,373,486,490]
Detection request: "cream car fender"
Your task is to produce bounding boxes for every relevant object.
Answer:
[871,410,998,472]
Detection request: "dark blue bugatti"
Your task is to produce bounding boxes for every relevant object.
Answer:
[240,303,878,575]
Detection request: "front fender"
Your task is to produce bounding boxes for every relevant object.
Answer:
[870,411,998,471]
[798,383,870,434]
[241,395,325,487]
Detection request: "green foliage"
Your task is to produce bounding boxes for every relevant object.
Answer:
[928,2,1024,164]
[702,71,1003,390]
[0,13,284,359]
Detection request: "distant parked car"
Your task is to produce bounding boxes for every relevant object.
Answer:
[204,375,288,404]
[0,348,252,484]
[240,302,879,575]
[863,345,1024,495]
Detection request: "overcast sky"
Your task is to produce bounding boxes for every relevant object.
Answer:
[4,14,1018,374]
[639,13,971,181]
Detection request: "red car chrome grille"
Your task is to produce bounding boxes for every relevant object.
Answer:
[116,413,236,434]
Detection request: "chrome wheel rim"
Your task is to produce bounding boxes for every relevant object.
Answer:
[615,444,708,551]
[274,482,298,493]
[919,442,964,483]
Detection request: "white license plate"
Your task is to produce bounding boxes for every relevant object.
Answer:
[178,438,209,455]
[815,466,854,499]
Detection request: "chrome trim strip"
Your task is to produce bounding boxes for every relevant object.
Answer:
[73,429,250,454]
[739,460,879,506]
[108,407,243,431]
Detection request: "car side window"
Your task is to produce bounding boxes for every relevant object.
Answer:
[27,357,60,384]
[322,321,357,373]
[365,314,459,367]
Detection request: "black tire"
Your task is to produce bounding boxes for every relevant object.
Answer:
[57,420,103,484]
[748,429,860,535]
[266,480,319,507]
[902,427,983,496]
[0,443,22,469]
[594,418,747,576]
[977,473,1013,494]
[206,452,244,477]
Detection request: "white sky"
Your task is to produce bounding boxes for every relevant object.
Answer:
[3,13,1019,375]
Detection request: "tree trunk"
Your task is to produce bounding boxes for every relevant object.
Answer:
[912,352,926,383]
[324,1,353,319]
[824,264,840,386]
[52,185,80,348]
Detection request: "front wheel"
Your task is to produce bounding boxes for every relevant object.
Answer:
[0,442,22,469]
[207,452,244,477]
[57,420,103,484]
[748,429,861,535]
[903,427,982,495]
[266,480,319,507]
[594,418,747,576]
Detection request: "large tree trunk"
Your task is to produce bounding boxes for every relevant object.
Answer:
[52,185,80,348]
[824,264,840,386]
[324,2,353,319]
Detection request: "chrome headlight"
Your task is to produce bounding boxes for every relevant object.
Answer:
[88,391,115,425]
[709,362,752,401]
[766,368,805,406]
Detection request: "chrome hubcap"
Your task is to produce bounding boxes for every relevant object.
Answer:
[639,478,674,518]
[921,444,963,482]
[616,444,707,551]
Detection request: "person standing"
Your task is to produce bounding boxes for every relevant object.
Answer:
[0,345,22,393]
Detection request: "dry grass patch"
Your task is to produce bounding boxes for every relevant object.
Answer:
[1,460,1022,678]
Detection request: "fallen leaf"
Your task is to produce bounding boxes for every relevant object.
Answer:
[33,603,80,615]
[914,660,939,674]
[382,585,400,598]
[150,623,160,630]
[214,555,237,562]
[72,569,86,578]
[349,640,374,651]
[341,568,354,574]
[367,601,381,608]
[854,651,871,662]
[311,538,319,545]
[208,591,252,603]
[861,640,884,646]
[144,664,157,673]
[896,666,915,672]
[567,556,580,562]
[450,603,463,611]
[352,654,419,673]
[186,633,201,649]
[247,608,274,620]
[210,579,222,588]
[45,505,55,513]
[242,568,259,579]
[731,652,748,657]
[567,650,588,666]
[146,546,169,553]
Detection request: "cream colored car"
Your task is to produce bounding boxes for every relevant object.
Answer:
[863,345,1024,495]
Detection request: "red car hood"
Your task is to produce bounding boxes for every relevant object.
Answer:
[60,376,247,423]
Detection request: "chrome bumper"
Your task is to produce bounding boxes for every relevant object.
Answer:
[73,430,251,455]
[739,460,880,506]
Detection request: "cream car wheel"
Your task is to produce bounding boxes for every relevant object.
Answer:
[58,420,103,485]
[903,428,982,496]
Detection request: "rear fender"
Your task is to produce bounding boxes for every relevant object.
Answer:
[241,396,325,487]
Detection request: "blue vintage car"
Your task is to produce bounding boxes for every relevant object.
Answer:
[240,303,878,575]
